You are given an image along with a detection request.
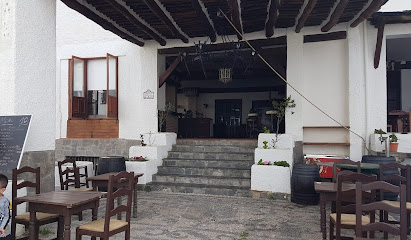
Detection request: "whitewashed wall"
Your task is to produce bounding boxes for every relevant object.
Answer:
[56,1,158,139]
[0,0,56,152]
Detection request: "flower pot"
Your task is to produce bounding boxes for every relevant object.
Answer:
[389,143,399,152]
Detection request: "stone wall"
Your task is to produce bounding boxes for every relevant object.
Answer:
[20,150,55,193]
[55,138,140,162]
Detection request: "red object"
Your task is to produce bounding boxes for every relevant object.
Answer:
[305,155,349,178]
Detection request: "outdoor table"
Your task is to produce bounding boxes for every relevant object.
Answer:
[15,190,106,240]
[314,182,356,240]
[87,172,143,218]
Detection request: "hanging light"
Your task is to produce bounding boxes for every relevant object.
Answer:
[219,68,232,84]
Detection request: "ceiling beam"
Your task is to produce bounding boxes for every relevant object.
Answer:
[350,0,388,28]
[105,0,166,46]
[265,0,280,37]
[374,21,385,69]
[295,0,318,33]
[303,31,347,43]
[227,0,243,40]
[321,0,349,32]
[192,0,217,42]
[62,0,144,46]
[142,0,189,43]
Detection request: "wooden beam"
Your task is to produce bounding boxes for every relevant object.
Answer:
[374,22,385,69]
[265,0,280,37]
[227,0,243,40]
[142,0,189,43]
[61,0,144,46]
[295,0,318,33]
[159,56,182,88]
[192,0,217,42]
[350,0,388,28]
[105,0,166,46]
[321,0,349,32]
[158,36,287,55]
[304,31,347,43]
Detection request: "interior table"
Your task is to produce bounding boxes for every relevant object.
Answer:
[87,172,143,218]
[314,182,356,240]
[15,191,106,240]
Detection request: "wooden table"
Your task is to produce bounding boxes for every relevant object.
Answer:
[87,172,143,218]
[314,182,356,240]
[15,191,106,240]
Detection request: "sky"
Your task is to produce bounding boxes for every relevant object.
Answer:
[380,0,411,12]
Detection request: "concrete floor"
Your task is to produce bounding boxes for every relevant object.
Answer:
[28,191,405,240]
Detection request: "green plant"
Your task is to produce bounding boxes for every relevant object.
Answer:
[374,128,386,134]
[144,186,152,192]
[389,134,398,143]
[272,96,296,148]
[263,126,270,133]
[273,161,290,167]
[140,134,147,146]
[39,228,54,236]
[263,141,269,149]
[257,159,272,165]
[158,102,175,132]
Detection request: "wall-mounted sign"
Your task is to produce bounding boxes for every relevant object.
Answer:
[143,89,154,99]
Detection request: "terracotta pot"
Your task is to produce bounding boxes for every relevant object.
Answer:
[389,143,399,152]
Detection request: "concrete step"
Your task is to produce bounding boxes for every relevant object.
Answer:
[163,159,254,169]
[157,166,251,178]
[167,151,254,160]
[176,139,257,147]
[152,174,251,187]
[172,144,255,153]
[146,182,252,198]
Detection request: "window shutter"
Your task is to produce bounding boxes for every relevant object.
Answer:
[69,56,88,119]
[106,53,118,119]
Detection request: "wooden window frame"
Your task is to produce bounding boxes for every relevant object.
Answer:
[68,54,119,120]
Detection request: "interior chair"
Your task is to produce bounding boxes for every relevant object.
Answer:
[11,167,62,240]
[355,181,407,240]
[330,172,377,240]
[378,162,410,238]
[332,159,361,182]
[58,158,93,221]
[76,171,134,240]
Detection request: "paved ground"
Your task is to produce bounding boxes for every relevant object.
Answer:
[28,191,404,239]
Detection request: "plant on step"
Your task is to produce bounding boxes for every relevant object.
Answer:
[126,156,148,162]
[140,134,147,146]
[263,126,270,133]
[273,161,290,167]
[271,96,296,148]
[263,141,269,149]
[374,128,386,134]
[389,134,398,143]
[257,159,272,165]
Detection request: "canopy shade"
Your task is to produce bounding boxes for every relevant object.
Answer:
[61,0,390,47]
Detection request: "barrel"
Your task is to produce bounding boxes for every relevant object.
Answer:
[291,165,320,205]
[362,155,398,201]
[97,156,126,191]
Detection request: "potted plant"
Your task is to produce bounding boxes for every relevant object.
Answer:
[389,134,399,152]
[271,96,296,148]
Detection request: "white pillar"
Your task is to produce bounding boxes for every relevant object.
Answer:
[0,0,56,152]
[286,30,304,141]
[347,25,367,160]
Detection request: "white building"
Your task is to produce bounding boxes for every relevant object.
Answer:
[1,0,410,190]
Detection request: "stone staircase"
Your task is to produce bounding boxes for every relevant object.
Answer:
[146,139,257,197]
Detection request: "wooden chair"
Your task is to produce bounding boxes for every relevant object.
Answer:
[355,181,407,240]
[11,167,62,240]
[76,171,134,240]
[58,158,93,221]
[58,158,92,190]
[378,162,410,238]
[330,172,377,240]
[332,159,361,182]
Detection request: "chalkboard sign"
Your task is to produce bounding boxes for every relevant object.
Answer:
[0,115,31,179]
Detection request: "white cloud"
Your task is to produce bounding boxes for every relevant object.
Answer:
[380,0,411,12]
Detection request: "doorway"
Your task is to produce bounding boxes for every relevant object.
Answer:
[215,99,242,138]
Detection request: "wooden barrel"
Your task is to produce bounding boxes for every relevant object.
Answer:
[291,165,320,205]
[362,155,398,201]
